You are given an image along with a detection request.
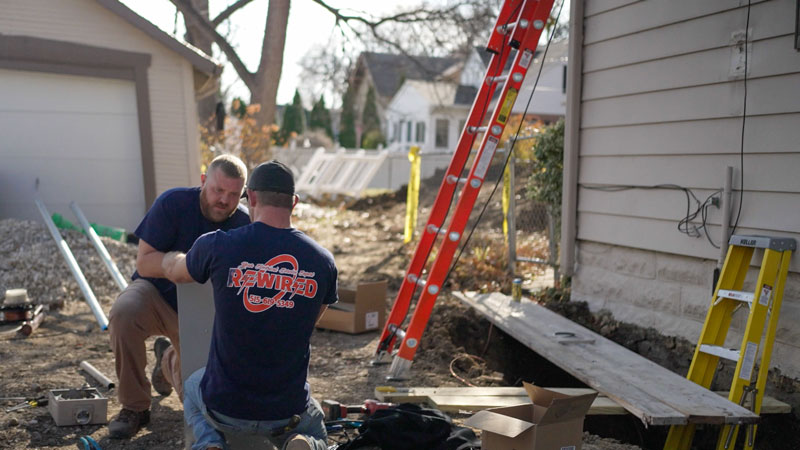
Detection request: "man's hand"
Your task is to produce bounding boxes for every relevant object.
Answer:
[162,251,193,283]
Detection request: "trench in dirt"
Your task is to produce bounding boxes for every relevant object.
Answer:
[427,291,800,450]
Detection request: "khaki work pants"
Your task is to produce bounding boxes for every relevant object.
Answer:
[109,279,182,412]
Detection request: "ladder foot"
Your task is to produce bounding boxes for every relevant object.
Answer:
[370,351,391,366]
[387,356,413,381]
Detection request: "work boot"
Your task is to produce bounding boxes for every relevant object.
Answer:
[151,337,173,396]
[284,434,313,450]
[108,408,150,439]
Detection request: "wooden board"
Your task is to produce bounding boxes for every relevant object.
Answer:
[375,386,790,416]
[454,292,761,426]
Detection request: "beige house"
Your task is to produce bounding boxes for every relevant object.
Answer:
[563,0,800,378]
[0,0,220,231]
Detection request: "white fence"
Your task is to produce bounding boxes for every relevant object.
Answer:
[290,147,453,198]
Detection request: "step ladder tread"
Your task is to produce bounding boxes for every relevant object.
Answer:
[699,344,741,362]
[716,289,755,304]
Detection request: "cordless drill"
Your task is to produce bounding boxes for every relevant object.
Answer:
[322,399,395,421]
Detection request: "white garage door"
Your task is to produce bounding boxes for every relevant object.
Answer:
[0,68,145,231]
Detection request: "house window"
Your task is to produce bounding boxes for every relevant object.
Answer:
[458,119,466,134]
[406,121,412,142]
[391,122,399,142]
[435,119,449,148]
[415,122,426,143]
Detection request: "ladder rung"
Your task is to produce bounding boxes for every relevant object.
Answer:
[426,225,461,241]
[445,175,468,184]
[406,274,425,287]
[388,324,406,340]
[427,224,447,235]
[715,289,754,305]
[699,344,741,362]
[496,19,528,35]
[467,126,488,134]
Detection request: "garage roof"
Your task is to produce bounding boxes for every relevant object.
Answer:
[94,0,222,76]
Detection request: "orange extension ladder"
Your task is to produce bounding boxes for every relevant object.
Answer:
[373,0,557,380]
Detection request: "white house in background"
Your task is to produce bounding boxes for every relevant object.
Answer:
[385,40,568,153]
[0,0,220,231]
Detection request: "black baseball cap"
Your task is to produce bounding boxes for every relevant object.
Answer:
[246,160,295,195]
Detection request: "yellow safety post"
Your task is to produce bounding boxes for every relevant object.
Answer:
[502,156,511,242]
[404,146,421,243]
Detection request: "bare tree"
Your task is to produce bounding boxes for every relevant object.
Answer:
[168,0,497,127]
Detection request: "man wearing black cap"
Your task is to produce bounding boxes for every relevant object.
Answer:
[108,154,250,439]
[163,160,337,450]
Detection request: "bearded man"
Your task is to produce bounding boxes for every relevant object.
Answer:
[107,154,250,439]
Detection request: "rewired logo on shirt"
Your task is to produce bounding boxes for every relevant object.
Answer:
[226,254,318,313]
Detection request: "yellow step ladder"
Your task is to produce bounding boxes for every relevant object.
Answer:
[665,235,795,450]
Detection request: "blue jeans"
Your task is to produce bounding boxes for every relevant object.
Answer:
[184,368,328,450]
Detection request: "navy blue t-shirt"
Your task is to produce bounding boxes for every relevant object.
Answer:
[132,187,250,311]
[185,222,338,420]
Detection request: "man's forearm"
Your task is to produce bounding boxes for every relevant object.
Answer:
[162,251,193,283]
[136,250,166,278]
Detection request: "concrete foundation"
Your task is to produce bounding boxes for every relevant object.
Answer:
[572,240,800,379]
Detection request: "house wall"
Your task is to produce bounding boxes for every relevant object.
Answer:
[513,42,568,117]
[572,0,800,378]
[385,84,431,152]
[1,0,202,197]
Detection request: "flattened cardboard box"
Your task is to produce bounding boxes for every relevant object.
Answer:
[465,382,597,450]
[316,280,386,334]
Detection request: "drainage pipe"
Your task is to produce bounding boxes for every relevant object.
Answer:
[70,202,128,291]
[34,198,109,330]
[560,0,585,277]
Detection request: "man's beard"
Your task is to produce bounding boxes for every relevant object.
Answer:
[199,189,236,223]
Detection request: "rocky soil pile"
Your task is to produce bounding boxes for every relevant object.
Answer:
[0,219,137,307]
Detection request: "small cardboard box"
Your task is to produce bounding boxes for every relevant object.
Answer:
[316,280,387,334]
[464,383,597,450]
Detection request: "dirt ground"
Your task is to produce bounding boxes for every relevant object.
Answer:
[1,181,797,449]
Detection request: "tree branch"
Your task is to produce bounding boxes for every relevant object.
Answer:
[168,0,255,87]
[212,0,254,27]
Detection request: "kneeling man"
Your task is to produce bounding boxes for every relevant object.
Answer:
[164,160,336,450]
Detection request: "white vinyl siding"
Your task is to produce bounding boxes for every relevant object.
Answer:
[573,0,800,378]
[576,0,800,270]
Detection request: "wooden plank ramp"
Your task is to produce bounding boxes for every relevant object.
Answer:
[453,291,763,426]
[374,386,790,416]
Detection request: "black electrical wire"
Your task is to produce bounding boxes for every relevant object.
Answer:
[583,183,722,247]
[445,0,566,284]
[731,0,750,234]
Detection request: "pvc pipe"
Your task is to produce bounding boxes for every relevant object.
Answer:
[560,0,585,277]
[79,361,115,389]
[34,198,109,330]
[718,166,734,268]
[70,202,128,291]
[507,141,517,275]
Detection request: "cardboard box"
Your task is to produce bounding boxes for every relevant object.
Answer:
[464,383,597,450]
[316,280,387,334]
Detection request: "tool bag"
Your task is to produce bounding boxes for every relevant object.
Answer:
[334,403,480,450]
